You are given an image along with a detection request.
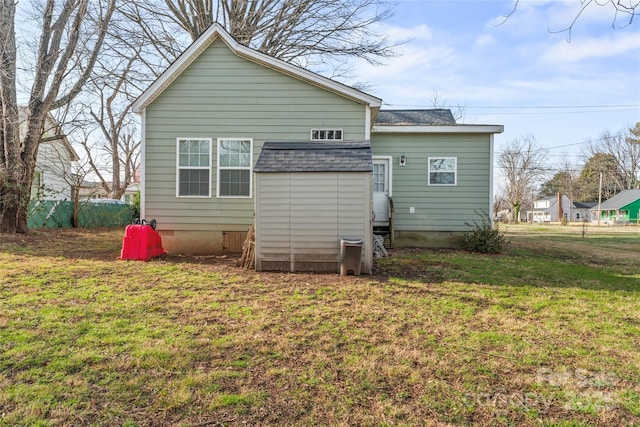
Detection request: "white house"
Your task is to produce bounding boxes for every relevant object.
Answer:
[527,194,572,223]
[19,108,79,201]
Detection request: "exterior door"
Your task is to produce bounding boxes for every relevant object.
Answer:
[372,158,390,224]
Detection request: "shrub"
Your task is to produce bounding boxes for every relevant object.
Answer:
[462,211,506,254]
[132,191,140,220]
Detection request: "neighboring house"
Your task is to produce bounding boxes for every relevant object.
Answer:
[132,23,503,270]
[122,183,140,205]
[591,189,640,224]
[526,194,572,223]
[572,202,596,222]
[77,181,108,200]
[19,108,79,201]
[78,181,139,204]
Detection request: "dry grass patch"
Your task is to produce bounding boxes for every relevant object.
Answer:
[0,226,639,426]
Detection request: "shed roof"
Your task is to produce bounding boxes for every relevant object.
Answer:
[254,141,372,173]
[598,189,640,210]
[375,109,456,126]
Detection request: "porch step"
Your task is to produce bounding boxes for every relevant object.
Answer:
[373,225,392,248]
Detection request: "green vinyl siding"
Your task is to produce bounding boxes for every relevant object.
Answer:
[371,132,491,232]
[621,199,640,222]
[144,39,367,237]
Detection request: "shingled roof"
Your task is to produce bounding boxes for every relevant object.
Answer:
[374,109,456,126]
[254,142,372,173]
[573,201,596,209]
[599,189,640,209]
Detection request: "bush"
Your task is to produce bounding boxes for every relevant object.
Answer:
[132,191,140,220]
[462,211,506,254]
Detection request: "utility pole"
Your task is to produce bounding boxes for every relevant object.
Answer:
[597,172,603,226]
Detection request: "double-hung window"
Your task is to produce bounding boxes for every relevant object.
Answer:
[177,138,211,197]
[428,157,457,186]
[217,138,252,197]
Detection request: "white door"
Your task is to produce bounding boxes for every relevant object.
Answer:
[372,158,390,224]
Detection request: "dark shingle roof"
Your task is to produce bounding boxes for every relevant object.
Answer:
[374,109,456,126]
[573,201,597,209]
[599,189,640,210]
[254,141,372,173]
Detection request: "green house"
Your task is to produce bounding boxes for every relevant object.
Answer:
[132,23,503,263]
[593,189,640,224]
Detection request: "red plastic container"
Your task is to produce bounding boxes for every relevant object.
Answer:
[120,223,166,261]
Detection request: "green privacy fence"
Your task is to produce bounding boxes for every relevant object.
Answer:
[28,200,134,229]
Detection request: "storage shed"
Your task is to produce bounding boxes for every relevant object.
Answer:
[254,141,373,273]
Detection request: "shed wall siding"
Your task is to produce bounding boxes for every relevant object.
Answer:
[144,39,367,253]
[371,132,491,233]
[255,172,372,273]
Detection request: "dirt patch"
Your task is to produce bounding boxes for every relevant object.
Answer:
[0,228,447,283]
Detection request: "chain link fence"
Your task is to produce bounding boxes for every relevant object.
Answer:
[28,200,134,229]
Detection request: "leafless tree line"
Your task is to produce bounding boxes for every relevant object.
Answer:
[496,123,640,223]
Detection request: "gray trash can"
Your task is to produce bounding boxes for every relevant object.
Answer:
[340,238,363,276]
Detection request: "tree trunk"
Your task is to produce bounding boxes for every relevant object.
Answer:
[72,188,80,228]
[0,181,28,233]
[512,203,521,224]
[0,1,26,233]
[1,114,45,233]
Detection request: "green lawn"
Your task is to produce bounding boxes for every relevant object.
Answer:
[0,226,639,426]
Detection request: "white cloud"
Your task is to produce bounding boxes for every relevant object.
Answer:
[350,23,456,83]
[540,32,640,64]
[384,23,433,42]
[475,34,495,47]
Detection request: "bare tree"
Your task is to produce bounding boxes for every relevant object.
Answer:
[0,0,116,233]
[492,193,509,221]
[430,91,465,122]
[68,2,169,203]
[502,0,638,40]
[81,54,142,200]
[585,124,640,192]
[539,157,580,201]
[497,136,548,223]
[123,0,396,69]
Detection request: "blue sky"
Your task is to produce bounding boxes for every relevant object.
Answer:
[351,0,640,179]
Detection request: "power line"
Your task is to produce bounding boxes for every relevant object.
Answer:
[471,108,638,116]
[469,104,638,110]
[382,102,640,110]
[495,133,632,153]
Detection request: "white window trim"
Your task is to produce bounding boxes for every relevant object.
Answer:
[372,155,393,197]
[310,128,344,141]
[176,137,212,198]
[428,157,457,186]
[216,138,253,198]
